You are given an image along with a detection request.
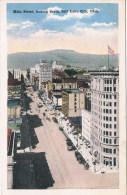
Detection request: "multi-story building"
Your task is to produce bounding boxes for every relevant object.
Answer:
[8,69,21,80]
[62,89,85,117]
[90,71,119,169]
[39,60,52,90]
[52,78,77,90]
[30,64,40,82]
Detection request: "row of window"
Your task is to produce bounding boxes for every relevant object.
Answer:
[103,158,117,166]
[103,138,117,144]
[103,116,117,121]
[103,148,117,154]
[103,109,117,114]
[103,131,117,136]
[103,102,117,106]
[104,87,116,92]
[104,79,117,84]
[103,94,117,99]
[103,123,117,129]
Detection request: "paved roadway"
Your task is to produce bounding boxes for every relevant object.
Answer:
[27,90,119,189]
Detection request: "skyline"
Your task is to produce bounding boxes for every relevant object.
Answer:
[7,3,118,55]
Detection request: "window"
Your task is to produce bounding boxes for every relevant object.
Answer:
[114,95,116,99]
[107,87,109,91]
[114,124,117,129]
[109,149,112,153]
[103,138,105,143]
[113,158,116,166]
[114,149,116,154]
[110,109,112,114]
[110,124,112,128]
[114,79,116,84]
[114,102,117,106]
[110,87,112,91]
[103,123,105,128]
[114,109,117,114]
[106,148,108,153]
[110,132,112,136]
[114,87,116,91]
[110,95,112,99]
[107,80,109,84]
[110,80,112,84]
[114,117,116,121]
[103,131,105,135]
[103,148,105,152]
[109,139,112,144]
[110,117,112,121]
[114,139,116,144]
[114,132,116,136]
[106,131,108,135]
[106,124,108,128]
[106,109,108,113]
[109,102,112,106]
[106,95,108,99]
[106,139,108,143]
[103,102,105,106]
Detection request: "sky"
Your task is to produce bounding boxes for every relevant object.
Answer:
[7,3,118,54]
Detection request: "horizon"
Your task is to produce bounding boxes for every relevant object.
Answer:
[8,49,118,56]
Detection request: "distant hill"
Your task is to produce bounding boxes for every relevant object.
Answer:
[7,49,118,70]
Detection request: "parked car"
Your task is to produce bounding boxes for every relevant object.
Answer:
[72,131,79,135]
[67,145,76,151]
[59,127,63,131]
[52,117,58,123]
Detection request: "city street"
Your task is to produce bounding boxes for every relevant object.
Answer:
[27,90,119,189]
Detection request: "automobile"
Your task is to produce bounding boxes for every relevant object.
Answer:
[66,139,73,146]
[72,131,79,135]
[59,127,63,131]
[52,117,58,123]
[67,145,76,151]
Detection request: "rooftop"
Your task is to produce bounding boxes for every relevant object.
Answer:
[53,95,62,99]
[62,89,84,94]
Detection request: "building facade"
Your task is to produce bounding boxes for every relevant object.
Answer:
[90,71,119,169]
[39,60,52,90]
[62,89,85,117]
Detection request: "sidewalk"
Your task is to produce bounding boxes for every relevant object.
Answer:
[56,113,118,175]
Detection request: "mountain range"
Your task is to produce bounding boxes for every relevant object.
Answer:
[7,49,118,70]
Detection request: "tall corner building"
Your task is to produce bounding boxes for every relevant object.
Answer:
[90,71,119,168]
[39,60,52,90]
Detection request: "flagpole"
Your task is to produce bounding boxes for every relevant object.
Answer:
[108,45,109,70]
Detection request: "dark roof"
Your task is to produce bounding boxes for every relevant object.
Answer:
[52,90,61,92]
[53,95,62,99]
[62,89,83,94]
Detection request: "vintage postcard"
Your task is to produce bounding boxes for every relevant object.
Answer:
[0,0,126,195]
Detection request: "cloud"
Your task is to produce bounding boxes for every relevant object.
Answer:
[7,23,20,30]
[91,22,116,27]
[46,8,99,21]
[21,20,35,29]
[30,29,57,37]
[7,20,35,30]
[9,26,117,55]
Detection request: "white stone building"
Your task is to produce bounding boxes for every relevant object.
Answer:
[90,71,119,169]
[39,60,52,90]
